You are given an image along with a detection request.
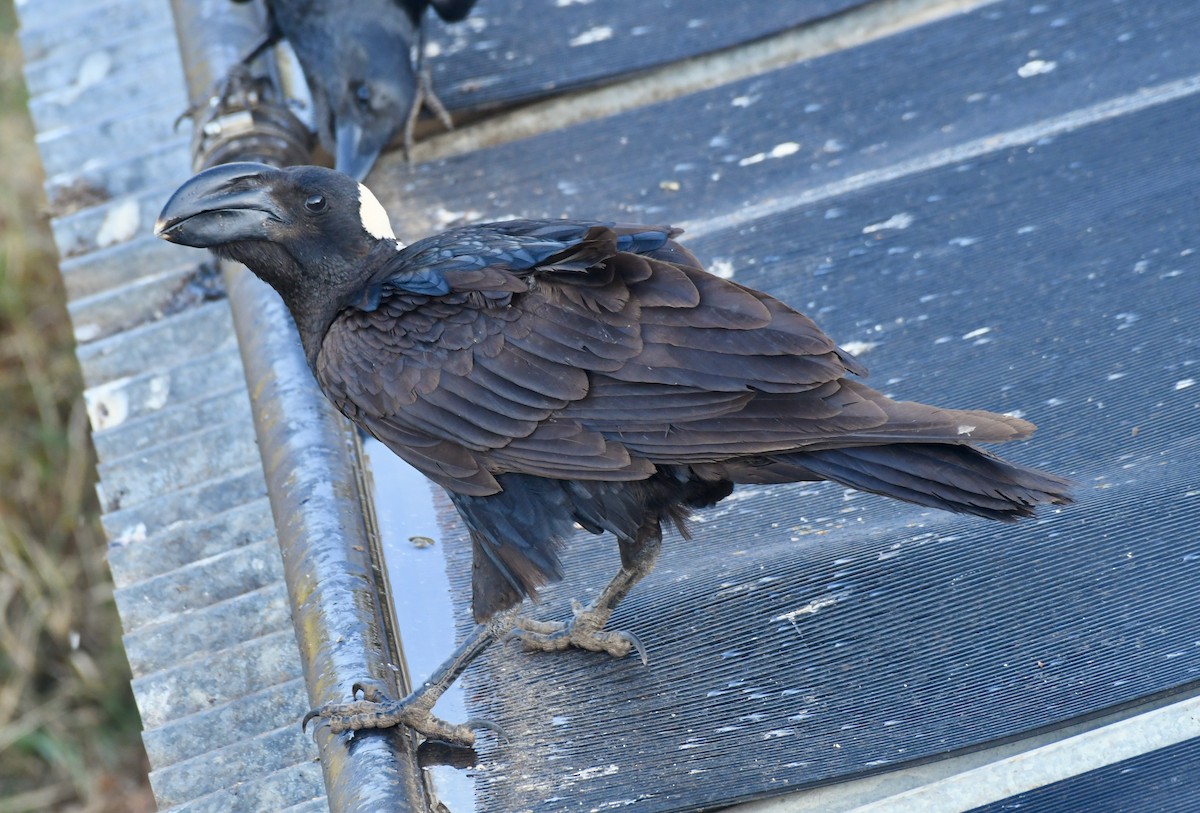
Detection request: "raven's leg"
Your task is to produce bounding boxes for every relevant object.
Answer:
[512,524,662,665]
[403,24,455,154]
[303,611,514,745]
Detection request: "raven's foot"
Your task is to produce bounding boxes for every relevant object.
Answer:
[403,67,454,156]
[511,600,649,665]
[302,680,503,746]
[304,619,510,744]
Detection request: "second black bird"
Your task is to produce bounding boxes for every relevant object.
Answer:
[245,0,477,179]
[156,163,1072,744]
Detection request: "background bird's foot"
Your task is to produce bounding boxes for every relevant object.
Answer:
[403,67,454,156]
[303,680,498,746]
[418,66,454,131]
[511,600,648,664]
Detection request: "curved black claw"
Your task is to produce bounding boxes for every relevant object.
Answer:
[351,679,390,703]
[465,716,511,744]
[301,708,326,734]
[510,605,650,665]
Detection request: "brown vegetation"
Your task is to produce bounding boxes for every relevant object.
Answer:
[0,3,153,810]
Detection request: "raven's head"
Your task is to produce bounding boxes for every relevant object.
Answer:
[313,29,418,181]
[155,162,399,356]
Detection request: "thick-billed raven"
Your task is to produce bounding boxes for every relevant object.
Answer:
[233,0,477,178]
[156,162,1071,744]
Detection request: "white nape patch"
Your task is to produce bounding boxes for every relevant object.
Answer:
[357,183,396,241]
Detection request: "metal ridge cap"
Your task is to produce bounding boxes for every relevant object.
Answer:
[166,0,425,808]
[225,261,426,810]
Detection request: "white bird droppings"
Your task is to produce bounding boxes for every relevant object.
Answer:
[773,594,839,631]
[74,323,102,343]
[962,326,992,340]
[1018,59,1058,78]
[569,25,612,46]
[957,424,976,436]
[85,380,130,431]
[96,197,141,248]
[357,183,395,240]
[1175,378,1196,391]
[574,764,619,780]
[146,375,171,411]
[738,142,800,167]
[709,259,735,279]
[63,51,112,105]
[113,522,147,547]
[840,340,877,356]
[863,212,914,234]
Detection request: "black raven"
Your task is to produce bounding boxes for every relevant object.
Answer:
[156,163,1072,744]
[237,0,477,179]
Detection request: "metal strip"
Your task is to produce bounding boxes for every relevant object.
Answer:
[166,2,426,809]
[730,687,1200,813]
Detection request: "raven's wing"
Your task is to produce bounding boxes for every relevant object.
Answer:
[319,219,1032,491]
[317,222,676,495]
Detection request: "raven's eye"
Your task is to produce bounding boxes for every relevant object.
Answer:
[305,194,327,213]
[354,83,372,109]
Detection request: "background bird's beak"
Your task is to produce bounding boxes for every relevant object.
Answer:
[155,162,285,248]
[334,119,384,182]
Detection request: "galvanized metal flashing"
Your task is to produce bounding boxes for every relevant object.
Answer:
[168,0,427,808]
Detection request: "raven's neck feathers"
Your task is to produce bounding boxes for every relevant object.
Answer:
[220,236,403,369]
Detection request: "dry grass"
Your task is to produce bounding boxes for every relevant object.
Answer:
[0,2,154,811]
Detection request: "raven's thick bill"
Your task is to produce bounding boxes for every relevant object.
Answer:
[157,162,1072,743]
[246,0,478,179]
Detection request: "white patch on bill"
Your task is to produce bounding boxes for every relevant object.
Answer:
[357,183,395,240]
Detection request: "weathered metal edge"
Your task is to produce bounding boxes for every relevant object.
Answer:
[224,262,427,811]
[166,1,427,809]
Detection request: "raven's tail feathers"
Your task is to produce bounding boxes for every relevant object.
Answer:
[776,443,1073,521]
